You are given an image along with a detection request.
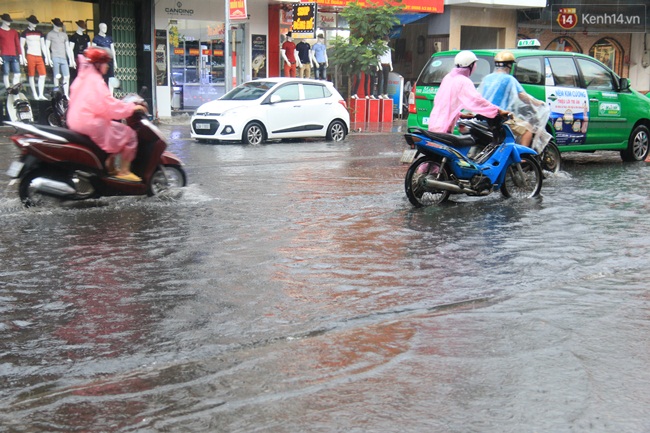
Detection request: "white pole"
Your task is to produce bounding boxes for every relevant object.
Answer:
[225,0,232,93]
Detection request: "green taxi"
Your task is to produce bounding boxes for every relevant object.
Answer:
[406,41,650,161]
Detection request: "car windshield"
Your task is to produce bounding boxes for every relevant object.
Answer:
[221,81,274,100]
[418,55,494,86]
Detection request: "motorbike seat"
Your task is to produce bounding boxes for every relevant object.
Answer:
[411,128,475,148]
[35,125,107,159]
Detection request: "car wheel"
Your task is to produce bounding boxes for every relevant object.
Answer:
[243,122,265,145]
[326,120,346,142]
[620,125,649,162]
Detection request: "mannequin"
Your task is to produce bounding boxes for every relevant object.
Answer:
[0,13,23,89]
[376,35,393,99]
[295,38,312,79]
[92,23,118,94]
[46,18,74,97]
[312,34,328,81]
[69,20,91,83]
[280,31,299,78]
[20,15,49,100]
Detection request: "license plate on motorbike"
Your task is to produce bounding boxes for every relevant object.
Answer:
[6,161,24,178]
[19,111,32,120]
[195,123,211,130]
[400,148,418,164]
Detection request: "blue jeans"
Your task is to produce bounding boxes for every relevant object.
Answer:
[315,63,327,80]
[2,56,20,75]
[52,57,70,78]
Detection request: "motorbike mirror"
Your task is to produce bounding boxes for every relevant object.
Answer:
[108,77,121,89]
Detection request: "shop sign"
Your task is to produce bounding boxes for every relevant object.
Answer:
[173,48,184,55]
[251,34,267,79]
[318,12,336,29]
[188,48,200,55]
[229,0,248,20]
[293,3,316,37]
[303,0,443,13]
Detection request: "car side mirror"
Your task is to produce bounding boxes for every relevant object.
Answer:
[270,94,281,104]
[618,77,630,92]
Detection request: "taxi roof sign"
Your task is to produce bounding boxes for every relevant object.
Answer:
[517,39,541,49]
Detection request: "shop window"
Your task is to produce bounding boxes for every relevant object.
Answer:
[546,37,582,53]
[514,57,543,85]
[589,38,623,75]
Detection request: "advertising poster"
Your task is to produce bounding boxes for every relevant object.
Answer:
[251,34,267,79]
[155,30,168,86]
[546,86,589,145]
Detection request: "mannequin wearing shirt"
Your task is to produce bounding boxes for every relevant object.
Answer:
[92,23,118,94]
[281,32,300,78]
[312,34,328,80]
[69,20,91,83]
[0,14,23,89]
[21,15,49,100]
[46,18,74,97]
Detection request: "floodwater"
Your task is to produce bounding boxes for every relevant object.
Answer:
[1,124,649,432]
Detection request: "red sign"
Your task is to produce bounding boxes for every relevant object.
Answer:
[304,0,443,13]
[230,0,248,20]
[556,7,578,30]
[173,48,184,55]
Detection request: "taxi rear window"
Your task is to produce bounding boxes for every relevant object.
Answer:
[418,56,494,86]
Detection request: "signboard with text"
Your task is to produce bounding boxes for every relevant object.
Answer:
[229,0,248,20]
[293,3,316,38]
[302,0,443,13]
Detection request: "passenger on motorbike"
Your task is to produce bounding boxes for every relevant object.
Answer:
[479,51,551,152]
[427,50,507,134]
[67,46,146,182]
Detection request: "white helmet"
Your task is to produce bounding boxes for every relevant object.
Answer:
[454,50,478,68]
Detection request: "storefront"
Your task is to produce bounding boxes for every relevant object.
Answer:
[153,0,269,118]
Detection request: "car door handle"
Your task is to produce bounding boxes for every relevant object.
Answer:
[589,98,599,102]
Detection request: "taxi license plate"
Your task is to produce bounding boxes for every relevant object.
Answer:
[400,148,418,164]
[19,111,31,120]
[195,123,211,130]
[6,161,24,178]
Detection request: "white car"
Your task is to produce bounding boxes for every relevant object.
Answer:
[190,78,350,144]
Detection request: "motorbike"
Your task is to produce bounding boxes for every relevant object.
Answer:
[401,113,543,207]
[5,83,34,123]
[45,76,68,127]
[5,94,187,207]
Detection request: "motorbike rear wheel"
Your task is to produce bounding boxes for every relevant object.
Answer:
[148,165,187,196]
[500,154,543,199]
[18,169,68,208]
[405,157,450,207]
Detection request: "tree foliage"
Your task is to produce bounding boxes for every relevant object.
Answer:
[328,1,402,76]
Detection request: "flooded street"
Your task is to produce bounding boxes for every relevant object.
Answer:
[1,123,649,432]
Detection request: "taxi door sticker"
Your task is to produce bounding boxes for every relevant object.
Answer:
[598,102,621,117]
[546,86,589,145]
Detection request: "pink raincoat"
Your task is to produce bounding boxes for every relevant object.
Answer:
[67,55,138,162]
[428,67,499,133]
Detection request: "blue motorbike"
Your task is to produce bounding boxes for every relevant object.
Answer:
[402,114,543,207]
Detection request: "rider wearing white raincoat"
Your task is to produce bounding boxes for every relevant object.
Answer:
[479,51,552,154]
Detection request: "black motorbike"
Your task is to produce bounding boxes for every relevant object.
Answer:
[45,82,68,127]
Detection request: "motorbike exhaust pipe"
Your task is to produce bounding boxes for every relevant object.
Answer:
[32,177,76,196]
[422,177,469,194]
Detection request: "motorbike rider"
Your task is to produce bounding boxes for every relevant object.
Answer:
[478,50,550,150]
[427,50,507,134]
[67,46,146,182]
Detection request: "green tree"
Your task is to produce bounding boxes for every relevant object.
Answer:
[328,1,402,94]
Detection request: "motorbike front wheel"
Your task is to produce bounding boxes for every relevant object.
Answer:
[500,155,543,199]
[46,107,63,127]
[148,166,187,196]
[540,141,561,174]
[405,157,450,207]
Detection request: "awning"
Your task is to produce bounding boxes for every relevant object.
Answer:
[390,13,429,38]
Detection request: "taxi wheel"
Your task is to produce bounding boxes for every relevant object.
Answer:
[621,125,649,162]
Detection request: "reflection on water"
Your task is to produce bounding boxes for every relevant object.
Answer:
[1,131,649,432]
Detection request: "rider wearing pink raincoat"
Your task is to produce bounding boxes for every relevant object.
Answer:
[67,47,142,182]
[428,51,501,133]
